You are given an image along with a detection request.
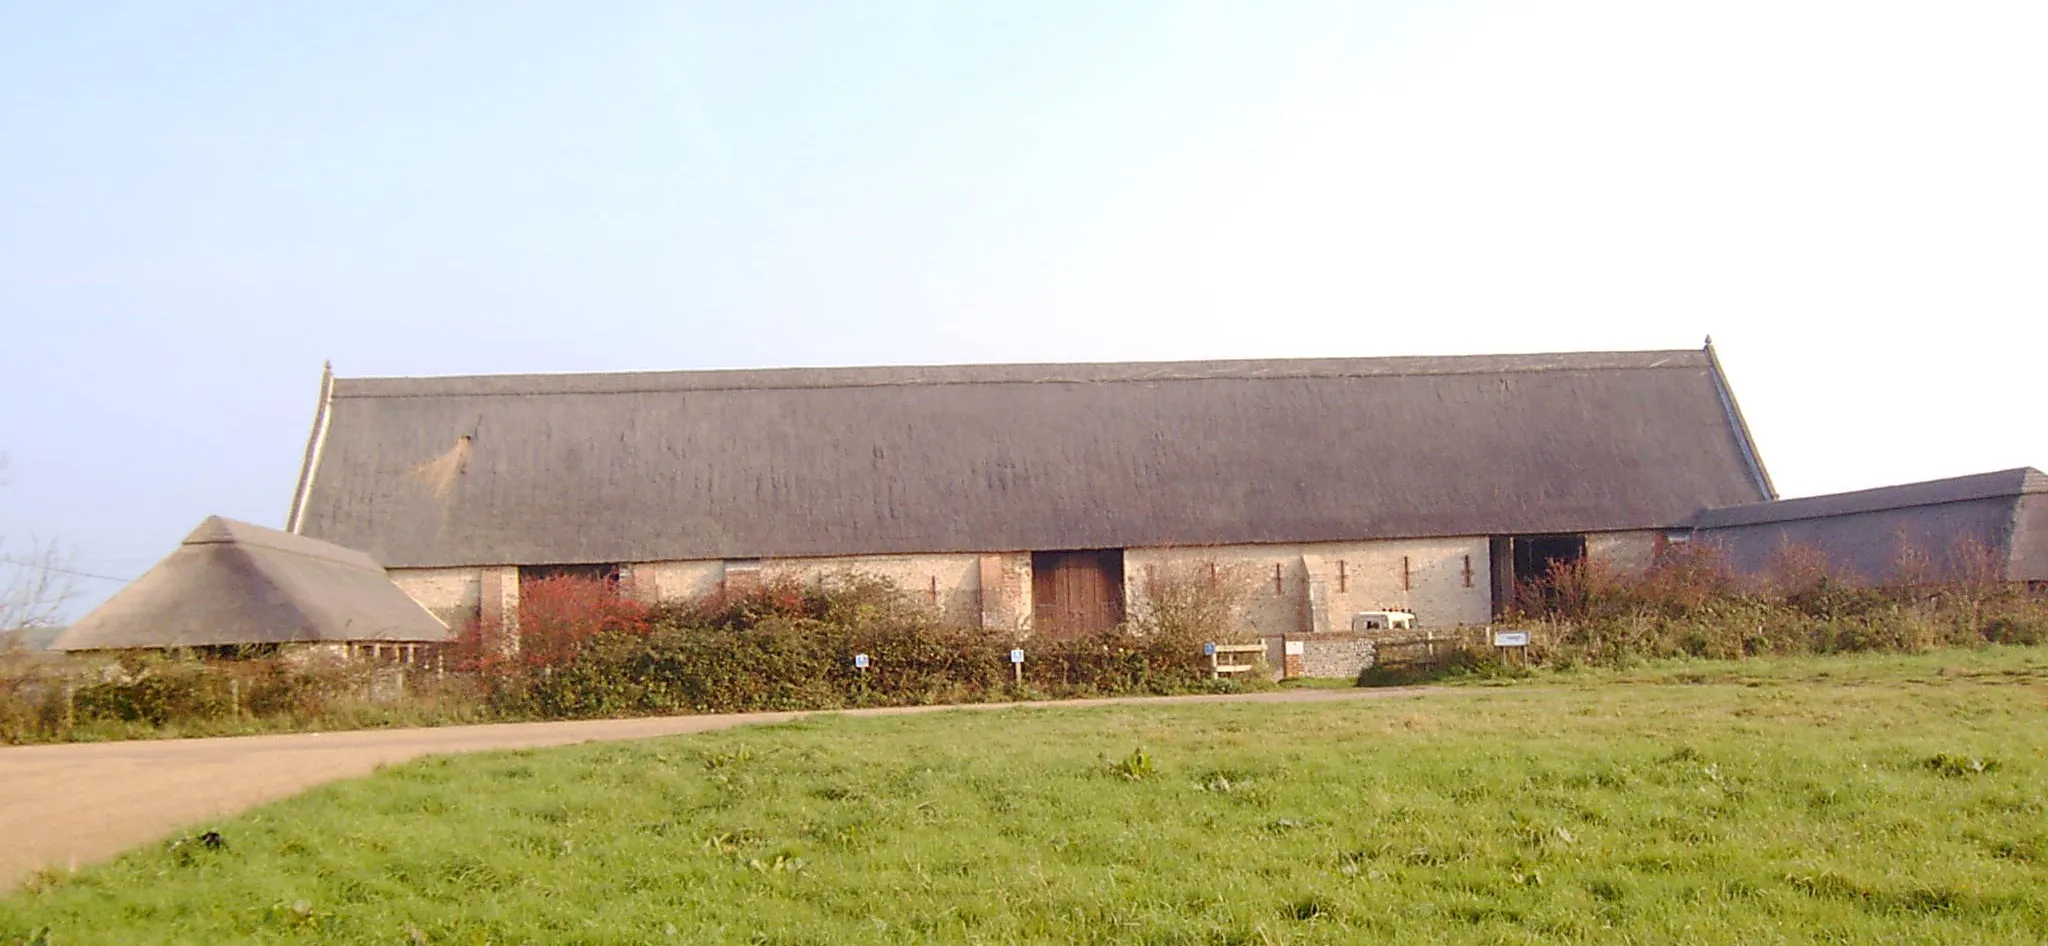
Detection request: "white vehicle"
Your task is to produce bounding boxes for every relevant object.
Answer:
[1350,610,1415,631]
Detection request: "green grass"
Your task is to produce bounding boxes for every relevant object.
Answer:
[6,648,2047,944]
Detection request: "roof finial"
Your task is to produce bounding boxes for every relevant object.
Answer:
[1703,335,1715,350]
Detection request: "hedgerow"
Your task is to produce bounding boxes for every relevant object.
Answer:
[2,568,1247,742]
[461,572,1227,718]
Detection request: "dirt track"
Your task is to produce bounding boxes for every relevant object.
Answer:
[0,687,1428,891]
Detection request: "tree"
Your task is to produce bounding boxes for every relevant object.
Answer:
[0,454,78,633]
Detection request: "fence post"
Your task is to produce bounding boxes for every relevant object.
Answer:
[62,682,75,736]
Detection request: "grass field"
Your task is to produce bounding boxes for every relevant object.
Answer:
[4,647,2046,944]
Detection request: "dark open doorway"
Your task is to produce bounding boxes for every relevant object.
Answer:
[1489,535,1587,618]
[1031,550,1125,635]
[520,563,622,591]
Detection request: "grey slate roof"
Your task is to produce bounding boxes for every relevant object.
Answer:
[291,348,1776,568]
[51,517,449,651]
[1692,468,2048,529]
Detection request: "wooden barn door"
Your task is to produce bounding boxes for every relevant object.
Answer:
[1031,550,1125,635]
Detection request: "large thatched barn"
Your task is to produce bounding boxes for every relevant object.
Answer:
[285,345,1780,636]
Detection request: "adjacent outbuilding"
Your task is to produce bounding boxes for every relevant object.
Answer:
[50,517,450,653]
[1691,467,2048,586]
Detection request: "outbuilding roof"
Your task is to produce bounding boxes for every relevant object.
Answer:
[1692,468,2048,530]
[51,517,449,650]
[290,347,1775,568]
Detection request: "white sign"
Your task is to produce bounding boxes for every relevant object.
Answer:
[1009,648,1025,664]
[1493,631,1530,647]
[1284,640,1305,656]
[854,653,870,669]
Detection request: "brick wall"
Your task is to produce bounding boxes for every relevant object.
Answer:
[1587,530,1662,574]
[765,553,986,627]
[1126,537,1493,638]
[632,560,725,603]
[630,552,1016,629]
[388,567,482,628]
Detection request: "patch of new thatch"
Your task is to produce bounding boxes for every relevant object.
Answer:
[409,435,472,501]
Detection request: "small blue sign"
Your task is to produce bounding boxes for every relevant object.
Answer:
[1203,642,1217,656]
[1009,648,1025,664]
[854,653,870,669]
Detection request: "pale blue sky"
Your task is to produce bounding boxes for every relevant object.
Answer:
[3,1,2044,616]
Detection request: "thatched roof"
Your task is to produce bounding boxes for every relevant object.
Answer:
[1692,468,2048,583]
[51,518,449,651]
[290,348,1775,568]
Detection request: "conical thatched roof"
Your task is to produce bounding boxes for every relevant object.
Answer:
[51,517,449,651]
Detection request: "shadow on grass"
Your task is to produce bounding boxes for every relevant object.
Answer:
[1356,648,1536,688]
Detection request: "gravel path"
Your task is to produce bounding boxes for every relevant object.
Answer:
[0,687,1429,891]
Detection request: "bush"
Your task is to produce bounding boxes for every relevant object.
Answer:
[0,646,481,744]
[1128,560,1261,645]
[72,655,232,725]
[2,569,1245,741]
[467,571,1229,719]
[1506,541,2048,667]
[446,574,653,703]
[0,649,67,743]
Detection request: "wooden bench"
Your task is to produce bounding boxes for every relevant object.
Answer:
[1208,643,1266,679]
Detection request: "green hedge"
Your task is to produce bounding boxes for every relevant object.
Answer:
[476,574,1228,718]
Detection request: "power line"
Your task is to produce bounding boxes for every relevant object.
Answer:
[0,555,134,584]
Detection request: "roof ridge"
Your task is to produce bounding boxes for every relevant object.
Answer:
[184,516,387,573]
[221,539,321,641]
[330,349,1710,400]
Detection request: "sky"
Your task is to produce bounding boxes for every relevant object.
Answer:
[2,0,2043,618]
